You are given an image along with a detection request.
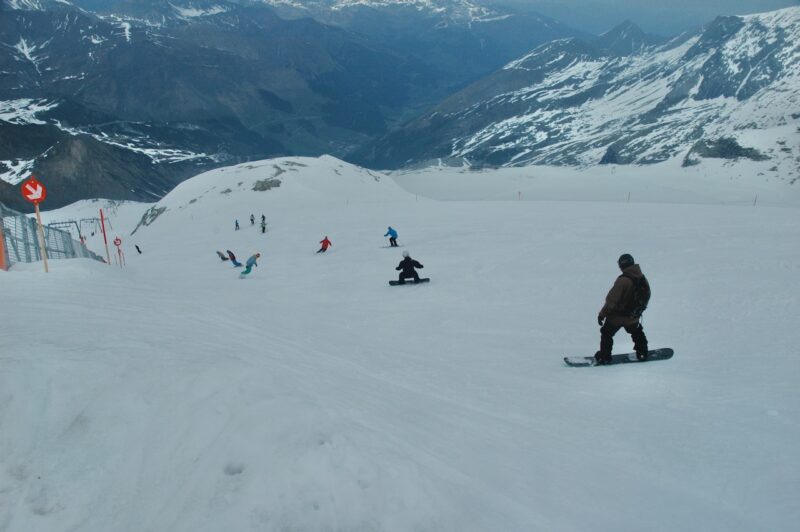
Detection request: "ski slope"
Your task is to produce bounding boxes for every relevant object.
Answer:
[1,156,799,531]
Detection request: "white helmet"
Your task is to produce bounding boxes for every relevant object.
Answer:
[402,250,410,258]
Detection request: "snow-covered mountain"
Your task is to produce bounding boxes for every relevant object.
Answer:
[0,0,443,209]
[356,7,800,182]
[0,0,583,210]
[260,0,509,24]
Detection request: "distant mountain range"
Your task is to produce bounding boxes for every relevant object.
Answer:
[1,1,797,210]
[0,0,579,209]
[354,7,800,176]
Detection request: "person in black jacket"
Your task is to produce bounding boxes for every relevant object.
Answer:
[396,251,423,283]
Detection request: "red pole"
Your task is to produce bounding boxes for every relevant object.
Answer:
[0,218,8,271]
[100,209,111,265]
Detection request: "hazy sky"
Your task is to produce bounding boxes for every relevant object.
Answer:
[502,0,800,35]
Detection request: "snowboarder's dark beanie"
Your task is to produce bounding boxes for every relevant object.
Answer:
[618,253,635,270]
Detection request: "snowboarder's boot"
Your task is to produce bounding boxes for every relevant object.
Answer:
[636,349,649,361]
[594,351,612,365]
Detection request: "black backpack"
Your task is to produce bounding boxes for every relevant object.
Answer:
[622,274,651,318]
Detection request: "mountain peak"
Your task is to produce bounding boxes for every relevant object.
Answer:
[595,19,659,55]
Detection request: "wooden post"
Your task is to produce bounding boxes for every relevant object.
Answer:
[34,203,49,273]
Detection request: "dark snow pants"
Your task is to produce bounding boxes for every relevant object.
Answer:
[599,320,647,356]
[389,237,398,247]
[398,271,420,283]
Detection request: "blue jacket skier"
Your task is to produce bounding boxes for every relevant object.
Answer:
[384,226,398,247]
[240,253,261,276]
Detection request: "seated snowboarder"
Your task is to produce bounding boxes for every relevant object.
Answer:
[317,236,332,253]
[227,250,242,267]
[240,252,261,276]
[384,226,398,247]
[395,251,423,283]
[596,253,649,365]
[216,251,229,261]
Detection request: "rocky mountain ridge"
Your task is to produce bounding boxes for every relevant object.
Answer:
[355,7,799,180]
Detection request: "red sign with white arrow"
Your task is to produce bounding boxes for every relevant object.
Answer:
[21,176,47,205]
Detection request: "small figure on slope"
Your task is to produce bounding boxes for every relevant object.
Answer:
[261,214,266,224]
[384,226,399,247]
[235,220,240,231]
[240,252,261,276]
[250,214,255,226]
[395,250,423,283]
[317,236,332,253]
[595,253,650,365]
[217,251,229,261]
[261,220,267,234]
[227,250,242,267]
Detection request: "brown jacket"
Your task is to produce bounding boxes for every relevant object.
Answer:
[599,264,644,326]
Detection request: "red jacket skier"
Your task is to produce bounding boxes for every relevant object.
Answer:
[317,236,332,253]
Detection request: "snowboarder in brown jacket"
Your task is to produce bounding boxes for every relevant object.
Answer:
[595,253,649,365]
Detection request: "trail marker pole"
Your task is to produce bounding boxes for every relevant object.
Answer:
[20,175,49,273]
[753,194,758,207]
[100,209,111,265]
[0,219,8,271]
[34,204,49,273]
[113,236,124,268]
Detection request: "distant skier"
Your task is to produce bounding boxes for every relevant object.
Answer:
[595,253,650,365]
[240,252,261,276]
[384,226,398,247]
[261,220,267,234]
[395,250,423,283]
[135,245,142,254]
[250,214,255,226]
[317,236,332,253]
[217,251,229,261]
[235,220,240,231]
[261,214,266,224]
[227,250,242,267]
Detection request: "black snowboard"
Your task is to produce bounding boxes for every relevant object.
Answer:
[564,348,673,367]
[389,278,430,286]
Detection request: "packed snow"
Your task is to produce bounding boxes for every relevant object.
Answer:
[1,156,798,531]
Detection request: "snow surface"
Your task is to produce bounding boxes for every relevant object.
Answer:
[0,99,58,127]
[171,4,229,19]
[1,155,799,531]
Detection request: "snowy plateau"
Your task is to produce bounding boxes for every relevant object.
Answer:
[1,155,799,531]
